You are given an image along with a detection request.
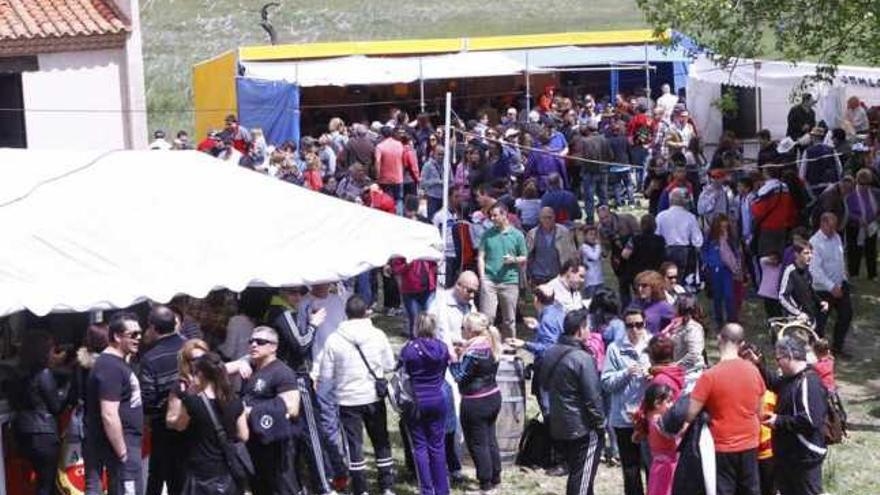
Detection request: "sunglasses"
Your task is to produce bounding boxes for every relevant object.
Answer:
[122,331,142,340]
[625,321,645,329]
[249,338,277,347]
[666,275,678,280]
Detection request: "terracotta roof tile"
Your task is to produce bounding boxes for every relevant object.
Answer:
[0,0,129,42]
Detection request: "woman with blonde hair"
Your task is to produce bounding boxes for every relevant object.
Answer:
[179,338,211,386]
[450,312,502,494]
[633,270,675,334]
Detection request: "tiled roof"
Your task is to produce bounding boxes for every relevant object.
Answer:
[0,0,130,56]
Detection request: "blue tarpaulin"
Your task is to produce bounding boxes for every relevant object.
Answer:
[236,77,300,146]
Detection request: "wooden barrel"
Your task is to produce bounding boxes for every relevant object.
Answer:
[495,355,526,465]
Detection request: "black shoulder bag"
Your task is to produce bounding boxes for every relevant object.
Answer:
[351,341,389,399]
[199,394,255,488]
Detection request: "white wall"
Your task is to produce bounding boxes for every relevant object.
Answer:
[116,0,148,150]
[22,49,130,150]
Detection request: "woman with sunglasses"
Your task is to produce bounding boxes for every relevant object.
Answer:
[167,352,249,495]
[601,307,652,495]
[632,271,676,335]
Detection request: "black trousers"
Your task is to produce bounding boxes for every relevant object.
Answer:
[716,449,760,495]
[560,430,603,495]
[340,401,395,495]
[292,376,333,494]
[614,427,645,495]
[776,460,822,495]
[845,224,877,279]
[146,425,186,495]
[758,457,775,495]
[460,393,502,490]
[816,284,853,352]
[247,438,297,495]
[16,432,60,495]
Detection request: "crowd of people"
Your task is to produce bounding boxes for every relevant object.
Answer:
[10,82,877,495]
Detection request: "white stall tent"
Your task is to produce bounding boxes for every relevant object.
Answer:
[688,56,880,144]
[0,149,441,317]
[240,44,691,87]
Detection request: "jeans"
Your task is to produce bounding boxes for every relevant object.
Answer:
[340,401,395,494]
[145,425,186,495]
[614,427,645,495]
[402,291,435,337]
[581,172,608,224]
[709,268,737,325]
[353,270,373,307]
[380,183,404,215]
[16,432,59,495]
[427,196,444,221]
[610,171,634,206]
[479,280,519,339]
[561,431,604,495]
[815,283,853,352]
[460,392,502,491]
[89,440,144,495]
[315,380,347,478]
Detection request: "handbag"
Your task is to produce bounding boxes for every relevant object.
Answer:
[350,340,389,399]
[389,341,421,414]
[199,394,255,488]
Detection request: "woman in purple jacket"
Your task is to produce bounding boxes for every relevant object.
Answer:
[400,313,451,495]
[845,168,880,279]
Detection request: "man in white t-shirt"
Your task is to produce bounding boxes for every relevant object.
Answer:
[656,84,680,120]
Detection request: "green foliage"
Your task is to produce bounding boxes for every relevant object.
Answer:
[712,88,739,118]
[637,0,880,77]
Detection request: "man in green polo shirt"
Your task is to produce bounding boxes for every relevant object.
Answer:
[478,202,527,338]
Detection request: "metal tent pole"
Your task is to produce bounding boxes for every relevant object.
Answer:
[440,92,452,287]
[525,51,531,116]
[419,57,426,113]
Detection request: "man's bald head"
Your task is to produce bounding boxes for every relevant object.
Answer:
[458,270,479,288]
[148,305,177,335]
[719,323,745,347]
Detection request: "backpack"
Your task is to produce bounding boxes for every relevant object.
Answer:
[515,417,557,468]
[823,388,848,445]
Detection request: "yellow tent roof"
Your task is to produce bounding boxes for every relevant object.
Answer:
[238,29,667,62]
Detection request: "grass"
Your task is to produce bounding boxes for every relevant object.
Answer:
[139,0,647,135]
[362,208,880,494]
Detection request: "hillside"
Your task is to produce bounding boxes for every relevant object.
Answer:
[139,0,646,134]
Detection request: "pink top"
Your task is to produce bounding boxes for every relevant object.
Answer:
[648,415,679,458]
[758,258,782,299]
[375,138,404,185]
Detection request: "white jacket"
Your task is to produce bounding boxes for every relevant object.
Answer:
[317,318,395,407]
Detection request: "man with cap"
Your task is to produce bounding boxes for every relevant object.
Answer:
[786,94,817,140]
[799,127,843,198]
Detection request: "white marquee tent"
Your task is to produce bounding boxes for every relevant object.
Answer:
[240,44,691,87]
[0,149,441,317]
[688,56,880,144]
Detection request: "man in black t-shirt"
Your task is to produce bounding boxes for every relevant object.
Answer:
[85,312,144,495]
[139,306,187,495]
[242,326,302,495]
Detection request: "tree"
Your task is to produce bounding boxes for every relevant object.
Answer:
[637,0,880,84]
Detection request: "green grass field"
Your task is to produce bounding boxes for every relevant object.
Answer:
[139,0,646,135]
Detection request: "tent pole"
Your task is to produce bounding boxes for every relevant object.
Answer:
[525,51,531,116]
[644,43,651,100]
[440,92,452,287]
[419,57,426,113]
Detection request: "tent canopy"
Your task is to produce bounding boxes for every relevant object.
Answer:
[0,149,441,317]
[240,44,691,87]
